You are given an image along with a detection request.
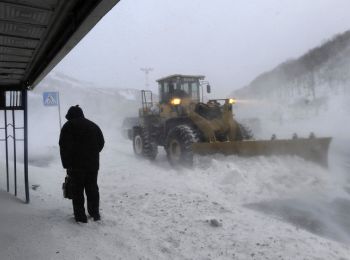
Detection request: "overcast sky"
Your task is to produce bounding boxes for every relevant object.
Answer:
[53,0,350,96]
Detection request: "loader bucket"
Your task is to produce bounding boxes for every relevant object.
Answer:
[192,137,332,167]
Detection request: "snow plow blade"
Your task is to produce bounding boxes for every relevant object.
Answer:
[192,137,332,167]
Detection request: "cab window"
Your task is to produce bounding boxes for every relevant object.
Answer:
[191,82,200,101]
[159,79,200,103]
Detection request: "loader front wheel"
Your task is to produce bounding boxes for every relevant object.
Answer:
[165,125,199,166]
[133,127,158,160]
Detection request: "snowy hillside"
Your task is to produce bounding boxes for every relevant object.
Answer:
[234,30,350,101]
[231,30,350,140]
[1,73,350,259]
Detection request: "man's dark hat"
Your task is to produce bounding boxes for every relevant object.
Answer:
[65,105,84,120]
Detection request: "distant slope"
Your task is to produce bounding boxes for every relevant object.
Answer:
[28,72,142,149]
[34,72,141,121]
[231,30,350,139]
[234,30,350,101]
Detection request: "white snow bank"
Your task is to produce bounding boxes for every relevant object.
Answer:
[1,136,350,259]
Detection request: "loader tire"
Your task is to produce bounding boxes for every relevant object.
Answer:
[133,127,158,160]
[165,125,199,166]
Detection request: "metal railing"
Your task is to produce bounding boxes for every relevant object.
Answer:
[0,89,29,203]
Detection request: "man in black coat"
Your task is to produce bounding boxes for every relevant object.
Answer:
[59,105,104,223]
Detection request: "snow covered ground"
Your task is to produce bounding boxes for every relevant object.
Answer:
[1,77,350,259]
[2,137,350,259]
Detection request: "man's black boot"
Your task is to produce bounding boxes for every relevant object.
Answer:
[75,215,88,223]
[92,214,101,221]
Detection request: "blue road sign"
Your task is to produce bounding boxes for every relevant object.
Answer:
[43,92,59,106]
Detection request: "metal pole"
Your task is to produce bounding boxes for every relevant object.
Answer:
[140,67,153,90]
[57,92,62,129]
[4,110,9,192]
[12,109,17,196]
[23,89,29,203]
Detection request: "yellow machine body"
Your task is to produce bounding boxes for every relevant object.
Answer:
[130,74,331,166]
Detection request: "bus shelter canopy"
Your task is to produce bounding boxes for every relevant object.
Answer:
[0,0,119,90]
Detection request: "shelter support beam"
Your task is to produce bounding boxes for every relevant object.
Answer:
[23,89,29,203]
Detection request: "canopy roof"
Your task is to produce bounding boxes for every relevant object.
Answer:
[0,0,119,90]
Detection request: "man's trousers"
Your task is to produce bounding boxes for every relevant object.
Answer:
[70,170,100,219]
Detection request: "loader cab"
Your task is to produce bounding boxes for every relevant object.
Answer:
[157,75,205,104]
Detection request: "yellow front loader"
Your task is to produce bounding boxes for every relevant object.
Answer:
[127,74,331,166]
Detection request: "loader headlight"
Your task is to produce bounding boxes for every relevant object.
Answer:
[170,98,181,105]
[228,98,236,104]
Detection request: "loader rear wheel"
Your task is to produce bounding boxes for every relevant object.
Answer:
[133,127,158,160]
[165,125,199,166]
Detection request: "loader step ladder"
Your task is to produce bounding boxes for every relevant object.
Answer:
[0,89,29,203]
[140,90,154,116]
[141,90,153,109]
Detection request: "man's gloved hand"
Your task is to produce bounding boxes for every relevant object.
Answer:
[67,168,73,176]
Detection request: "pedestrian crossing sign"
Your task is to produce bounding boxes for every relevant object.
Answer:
[43,92,59,106]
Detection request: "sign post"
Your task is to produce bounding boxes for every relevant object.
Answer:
[43,92,62,129]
